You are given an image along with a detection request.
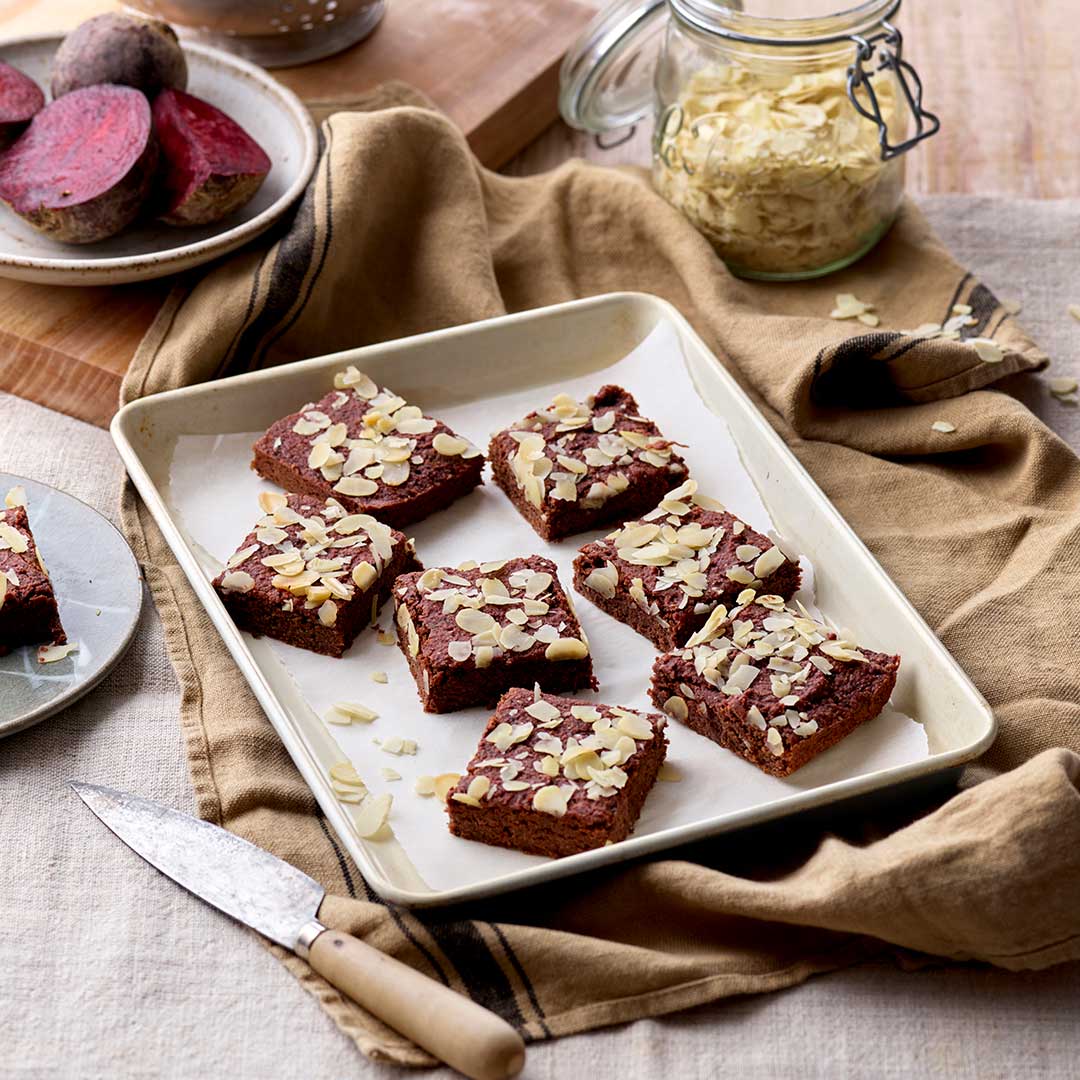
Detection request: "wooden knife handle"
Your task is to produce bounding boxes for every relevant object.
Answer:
[307,928,526,1080]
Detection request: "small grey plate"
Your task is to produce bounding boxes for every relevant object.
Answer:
[0,474,143,738]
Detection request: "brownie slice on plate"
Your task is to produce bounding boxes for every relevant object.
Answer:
[213,492,418,658]
[489,384,689,541]
[574,479,801,651]
[251,365,484,529]
[649,591,899,777]
[446,687,668,858]
[0,487,66,657]
[392,555,596,713]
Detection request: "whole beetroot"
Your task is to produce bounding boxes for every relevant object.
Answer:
[51,13,187,100]
[153,88,271,227]
[0,85,157,244]
[0,62,44,149]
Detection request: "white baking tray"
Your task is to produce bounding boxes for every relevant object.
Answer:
[111,293,995,907]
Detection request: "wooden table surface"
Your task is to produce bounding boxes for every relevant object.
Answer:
[1,0,1077,428]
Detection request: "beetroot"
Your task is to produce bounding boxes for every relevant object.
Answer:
[0,85,157,244]
[50,13,187,100]
[152,88,270,227]
[0,62,44,149]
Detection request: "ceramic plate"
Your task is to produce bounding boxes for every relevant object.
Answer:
[0,35,318,286]
[0,474,143,738]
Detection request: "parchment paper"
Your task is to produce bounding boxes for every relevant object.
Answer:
[169,321,927,892]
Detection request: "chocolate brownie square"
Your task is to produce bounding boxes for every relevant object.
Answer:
[392,555,596,713]
[213,492,419,658]
[251,365,483,529]
[574,478,801,650]
[446,688,668,857]
[649,591,900,777]
[489,384,689,541]
[0,488,65,656]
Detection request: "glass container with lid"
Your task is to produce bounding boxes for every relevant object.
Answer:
[560,0,939,280]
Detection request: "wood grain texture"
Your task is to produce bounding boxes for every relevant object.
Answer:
[0,0,1077,428]
[0,0,597,426]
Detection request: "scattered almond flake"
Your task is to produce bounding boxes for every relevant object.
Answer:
[379,735,418,756]
[4,486,27,509]
[971,338,1004,364]
[334,791,364,805]
[414,775,436,796]
[219,571,255,593]
[474,645,494,668]
[857,312,880,327]
[658,762,682,782]
[257,491,287,514]
[38,642,78,664]
[353,793,393,838]
[369,671,388,684]
[380,767,402,782]
[532,785,570,817]
[331,701,378,723]
[329,762,366,788]
[317,600,338,627]
[735,544,761,563]
[616,711,653,740]
[930,420,956,434]
[829,292,875,320]
[1047,376,1079,397]
[952,303,972,315]
[753,546,786,579]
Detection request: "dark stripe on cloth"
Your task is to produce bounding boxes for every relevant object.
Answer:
[315,813,452,985]
[415,915,530,1029]
[489,922,552,1039]
[231,128,328,373]
[943,271,972,323]
[256,122,338,367]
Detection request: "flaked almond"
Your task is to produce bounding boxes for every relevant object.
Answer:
[220,571,255,593]
[354,793,393,838]
[545,637,588,661]
[432,432,469,456]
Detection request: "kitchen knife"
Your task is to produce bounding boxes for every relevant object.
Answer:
[69,781,525,1080]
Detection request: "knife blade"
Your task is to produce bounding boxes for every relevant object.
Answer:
[70,781,525,1080]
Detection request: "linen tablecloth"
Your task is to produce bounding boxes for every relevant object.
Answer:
[3,196,1080,1077]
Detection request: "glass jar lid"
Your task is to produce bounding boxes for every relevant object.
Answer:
[559,0,906,135]
[559,0,668,134]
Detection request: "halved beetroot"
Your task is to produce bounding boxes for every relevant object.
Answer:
[0,84,156,244]
[0,62,44,149]
[152,88,271,227]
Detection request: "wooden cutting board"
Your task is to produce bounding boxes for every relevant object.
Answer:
[0,0,598,428]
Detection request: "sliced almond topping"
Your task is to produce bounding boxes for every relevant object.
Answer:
[524,699,561,723]
[432,432,469,456]
[220,571,255,593]
[4,486,27,509]
[753,546,786,579]
[663,696,688,722]
[414,775,436,796]
[455,608,496,634]
[971,338,1004,364]
[545,637,588,661]
[616,711,653,739]
[258,491,288,514]
[0,523,28,554]
[532,785,570,817]
[931,420,956,434]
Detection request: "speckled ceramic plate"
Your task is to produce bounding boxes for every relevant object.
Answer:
[0,474,143,738]
[0,35,318,286]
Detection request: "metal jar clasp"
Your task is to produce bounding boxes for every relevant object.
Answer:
[846,21,940,160]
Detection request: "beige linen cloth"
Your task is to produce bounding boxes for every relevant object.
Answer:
[119,87,1080,1066]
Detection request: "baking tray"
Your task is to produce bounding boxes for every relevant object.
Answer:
[111,292,995,906]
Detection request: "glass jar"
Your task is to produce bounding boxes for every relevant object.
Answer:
[560,0,939,280]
